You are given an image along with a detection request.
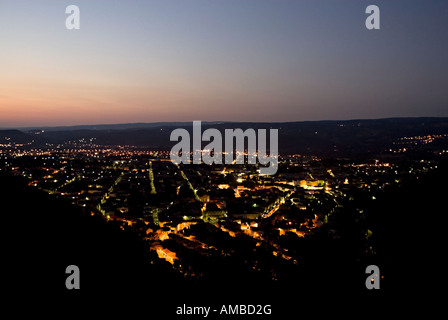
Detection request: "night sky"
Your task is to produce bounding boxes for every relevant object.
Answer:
[0,0,447,127]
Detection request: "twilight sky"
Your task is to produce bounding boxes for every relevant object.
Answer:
[0,0,447,127]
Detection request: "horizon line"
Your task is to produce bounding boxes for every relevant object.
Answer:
[2,116,448,130]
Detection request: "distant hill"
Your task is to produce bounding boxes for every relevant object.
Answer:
[2,117,448,157]
[0,129,34,144]
[15,121,230,132]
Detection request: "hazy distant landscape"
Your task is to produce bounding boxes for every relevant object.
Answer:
[2,117,448,157]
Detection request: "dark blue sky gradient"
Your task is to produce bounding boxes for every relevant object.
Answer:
[0,0,447,126]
